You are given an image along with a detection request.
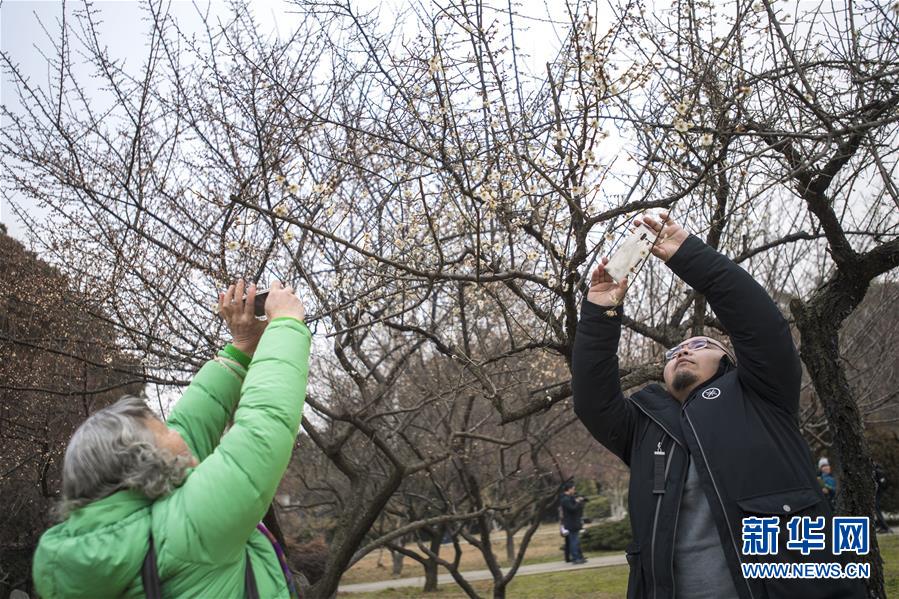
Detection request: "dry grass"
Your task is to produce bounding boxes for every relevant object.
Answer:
[340,524,605,585]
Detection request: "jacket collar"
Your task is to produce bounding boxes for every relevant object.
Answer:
[681,356,735,410]
[630,356,736,446]
[630,384,686,446]
[65,489,152,535]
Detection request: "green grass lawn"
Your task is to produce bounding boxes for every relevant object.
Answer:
[341,533,899,598]
[881,533,899,597]
[337,564,629,598]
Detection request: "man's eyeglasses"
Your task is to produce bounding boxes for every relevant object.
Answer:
[665,338,732,361]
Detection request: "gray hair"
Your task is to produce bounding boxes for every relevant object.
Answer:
[56,396,189,520]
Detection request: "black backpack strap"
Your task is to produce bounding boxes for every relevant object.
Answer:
[141,534,163,599]
[143,532,260,599]
[244,550,260,599]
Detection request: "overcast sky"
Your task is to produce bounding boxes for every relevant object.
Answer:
[0,0,300,242]
[0,0,577,244]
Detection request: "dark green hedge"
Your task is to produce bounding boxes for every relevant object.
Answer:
[582,495,612,520]
[581,516,632,551]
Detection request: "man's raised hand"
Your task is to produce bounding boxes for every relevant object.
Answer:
[587,257,629,308]
[635,211,688,262]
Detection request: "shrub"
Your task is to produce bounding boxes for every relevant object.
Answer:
[582,495,612,520]
[575,479,599,496]
[581,516,632,551]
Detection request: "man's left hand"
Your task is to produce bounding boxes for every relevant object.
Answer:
[635,211,688,262]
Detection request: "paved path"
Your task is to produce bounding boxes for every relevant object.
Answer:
[338,554,627,594]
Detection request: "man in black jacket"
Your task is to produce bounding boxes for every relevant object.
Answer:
[572,213,866,599]
[560,481,588,564]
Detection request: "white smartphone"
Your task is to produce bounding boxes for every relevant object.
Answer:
[604,223,656,283]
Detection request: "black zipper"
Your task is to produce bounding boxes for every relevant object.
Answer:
[669,454,688,599]
[628,398,682,598]
[650,435,675,599]
[684,409,755,599]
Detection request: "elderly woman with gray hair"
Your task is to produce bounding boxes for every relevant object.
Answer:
[32,280,310,598]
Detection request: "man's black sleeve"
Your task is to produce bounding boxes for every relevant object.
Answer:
[666,235,802,414]
[560,494,578,516]
[572,299,637,465]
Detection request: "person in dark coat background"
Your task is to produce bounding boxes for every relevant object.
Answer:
[572,212,866,599]
[873,463,892,534]
[560,481,587,565]
[559,500,571,562]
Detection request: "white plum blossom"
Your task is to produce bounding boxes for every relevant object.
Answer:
[427,55,442,75]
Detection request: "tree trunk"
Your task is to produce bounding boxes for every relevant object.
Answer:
[612,492,627,519]
[423,528,443,592]
[505,529,515,563]
[423,559,439,592]
[792,277,885,599]
[308,469,406,599]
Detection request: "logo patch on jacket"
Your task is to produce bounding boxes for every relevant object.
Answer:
[702,387,721,399]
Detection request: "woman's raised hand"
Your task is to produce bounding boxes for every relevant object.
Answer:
[264,280,305,323]
[218,279,268,356]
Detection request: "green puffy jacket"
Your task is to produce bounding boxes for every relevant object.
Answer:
[33,317,311,598]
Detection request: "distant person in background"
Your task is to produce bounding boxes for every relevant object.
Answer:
[560,481,587,565]
[558,500,571,562]
[874,462,892,534]
[817,457,837,510]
